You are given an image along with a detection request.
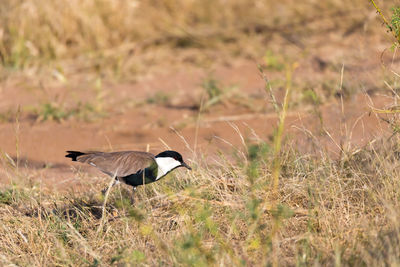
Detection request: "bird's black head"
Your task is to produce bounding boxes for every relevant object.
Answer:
[156,150,191,170]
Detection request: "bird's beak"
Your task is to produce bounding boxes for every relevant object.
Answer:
[181,162,192,170]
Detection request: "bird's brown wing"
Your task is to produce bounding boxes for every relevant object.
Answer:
[75,151,156,177]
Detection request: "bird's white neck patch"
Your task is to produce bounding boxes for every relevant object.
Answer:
[155,157,181,180]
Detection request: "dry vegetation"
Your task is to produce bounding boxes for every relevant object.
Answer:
[2,136,400,266]
[0,0,377,81]
[1,0,400,266]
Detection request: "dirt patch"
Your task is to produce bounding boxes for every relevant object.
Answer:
[0,30,399,191]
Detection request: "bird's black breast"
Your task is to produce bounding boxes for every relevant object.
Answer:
[120,167,158,187]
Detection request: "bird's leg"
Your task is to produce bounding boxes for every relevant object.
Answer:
[130,186,137,204]
[101,178,120,195]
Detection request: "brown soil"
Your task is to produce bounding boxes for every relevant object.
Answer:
[0,31,398,191]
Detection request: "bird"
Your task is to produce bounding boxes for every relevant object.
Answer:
[65,150,191,193]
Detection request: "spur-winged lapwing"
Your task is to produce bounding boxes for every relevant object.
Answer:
[65,150,191,191]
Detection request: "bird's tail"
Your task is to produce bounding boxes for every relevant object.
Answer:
[65,151,86,161]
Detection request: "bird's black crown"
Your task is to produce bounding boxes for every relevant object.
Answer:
[156,150,184,163]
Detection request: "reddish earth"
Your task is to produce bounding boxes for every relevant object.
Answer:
[0,31,399,191]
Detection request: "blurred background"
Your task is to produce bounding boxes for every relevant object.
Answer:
[0,0,399,184]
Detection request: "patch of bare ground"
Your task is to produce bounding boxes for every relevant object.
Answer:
[0,57,397,190]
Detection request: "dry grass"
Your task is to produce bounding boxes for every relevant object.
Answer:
[0,0,379,82]
[1,1,400,266]
[1,135,400,266]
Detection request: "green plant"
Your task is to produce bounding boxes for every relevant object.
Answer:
[391,7,400,39]
[0,188,15,205]
[369,1,400,44]
[201,76,236,110]
[37,103,68,122]
[302,88,321,106]
[146,91,171,105]
[35,101,106,122]
[263,50,285,71]
[246,142,270,183]
[203,77,222,99]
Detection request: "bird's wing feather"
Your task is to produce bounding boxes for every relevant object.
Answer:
[75,151,156,177]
